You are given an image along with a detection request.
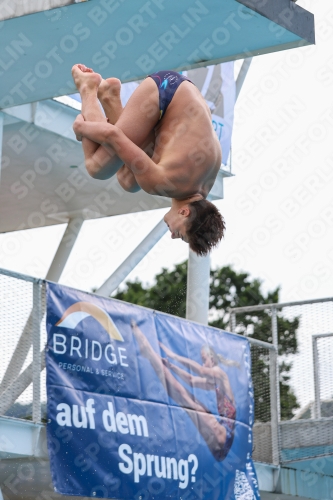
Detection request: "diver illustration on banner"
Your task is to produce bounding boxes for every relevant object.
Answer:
[46,282,260,499]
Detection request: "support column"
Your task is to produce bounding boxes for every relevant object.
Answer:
[46,216,84,282]
[97,219,167,297]
[235,57,253,101]
[313,336,321,419]
[186,250,210,325]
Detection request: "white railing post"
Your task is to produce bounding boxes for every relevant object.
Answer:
[270,307,281,465]
[32,281,42,423]
[269,347,280,465]
[230,311,236,333]
[271,307,281,422]
[312,336,321,419]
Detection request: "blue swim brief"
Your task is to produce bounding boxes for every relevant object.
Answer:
[148,70,193,120]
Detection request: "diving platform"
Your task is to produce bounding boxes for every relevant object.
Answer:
[0,0,315,109]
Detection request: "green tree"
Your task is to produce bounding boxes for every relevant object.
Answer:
[114,262,299,420]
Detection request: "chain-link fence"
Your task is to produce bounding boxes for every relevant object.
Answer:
[250,341,279,465]
[0,268,278,466]
[0,269,46,423]
[313,333,333,419]
[230,298,333,464]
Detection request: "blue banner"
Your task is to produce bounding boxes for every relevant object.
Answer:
[46,282,260,499]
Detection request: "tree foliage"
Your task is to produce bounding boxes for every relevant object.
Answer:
[114,262,299,420]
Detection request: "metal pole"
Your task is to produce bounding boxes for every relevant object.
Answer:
[46,216,84,282]
[270,307,280,465]
[32,282,42,423]
[186,250,210,325]
[269,347,280,465]
[312,336,321,419]
[226,296,333,314]
[235,57,253,102]
[230,311,236,333]
[0,267,41,283]
[271,307,281,421]
[97,219,168,297]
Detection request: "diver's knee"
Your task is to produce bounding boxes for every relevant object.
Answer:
[117,169,141,193]
[86,160,101,179]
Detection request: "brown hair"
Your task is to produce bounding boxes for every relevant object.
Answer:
[186,199,225,256]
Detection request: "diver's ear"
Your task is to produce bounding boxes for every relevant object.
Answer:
[178,206,191,217]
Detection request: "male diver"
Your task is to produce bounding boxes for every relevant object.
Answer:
[72,64,225,255]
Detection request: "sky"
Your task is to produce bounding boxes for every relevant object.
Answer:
[1,0,333,304]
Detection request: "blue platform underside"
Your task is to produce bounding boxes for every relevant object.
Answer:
[0,0,312,108]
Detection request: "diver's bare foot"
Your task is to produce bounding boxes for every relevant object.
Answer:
[72,64,102,94]
[98,78,122,124]
[98,77,121,101]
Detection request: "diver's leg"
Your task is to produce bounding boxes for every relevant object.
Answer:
[73,67,160,179]
[72,64,122,177]
[98,77,158,149]
[72,64,106,161]
[97,77,157,190]
[97,78,140,192]
[131,321,167,389]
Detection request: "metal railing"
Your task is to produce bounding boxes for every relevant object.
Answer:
[0,267,278,465]
[0,270,45,423]
[229,298,333,463]
[1,271,328,465]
